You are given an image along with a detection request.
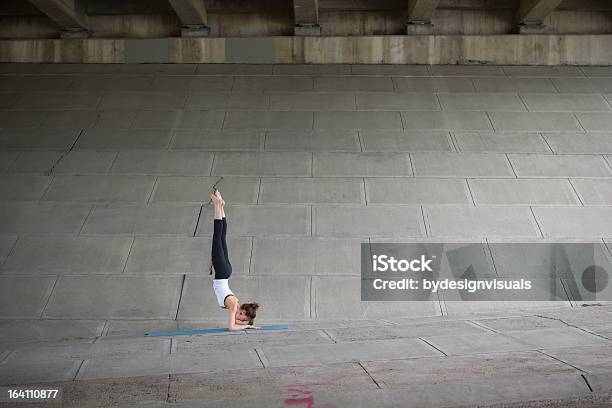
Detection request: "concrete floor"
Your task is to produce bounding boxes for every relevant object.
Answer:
[0,308,611,407]
[0,63,611,406]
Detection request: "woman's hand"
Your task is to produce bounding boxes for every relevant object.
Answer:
[228,324,259,331]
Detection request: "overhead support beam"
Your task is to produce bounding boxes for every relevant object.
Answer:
[406,0,440,35]
[27,0,89,38]
[518,0,563,33]
[167,0,210,37]
[293,0,321,36]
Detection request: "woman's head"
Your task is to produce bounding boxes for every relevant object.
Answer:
[236,302,260,324]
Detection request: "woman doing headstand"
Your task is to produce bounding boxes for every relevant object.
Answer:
[210,190,260,330]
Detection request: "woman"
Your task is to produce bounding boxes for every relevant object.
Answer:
[210,189,260,330]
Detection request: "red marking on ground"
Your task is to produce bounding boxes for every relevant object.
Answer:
[284,384,336,408]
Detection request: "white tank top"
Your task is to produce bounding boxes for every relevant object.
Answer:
[212,279,235,308]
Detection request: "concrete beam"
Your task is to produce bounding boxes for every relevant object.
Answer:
[294,0,319,23]
[406,0,440,35]
[293,0,321,36]
[27,0,88,35]
[167,0,210,37]
[519,0,563,24]
[408,0,440,22]
[167,0,207,26]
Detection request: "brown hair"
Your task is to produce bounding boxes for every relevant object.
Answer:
[240,302,260,325]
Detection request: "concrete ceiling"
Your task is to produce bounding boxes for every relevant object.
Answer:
[1,0,611,17]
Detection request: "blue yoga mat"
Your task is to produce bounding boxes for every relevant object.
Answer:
[146,325,289,337]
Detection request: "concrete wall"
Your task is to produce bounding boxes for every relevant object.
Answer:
[0,0,610,65]
[1,35,611,65]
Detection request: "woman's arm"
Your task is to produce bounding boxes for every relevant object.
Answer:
[235,321,260,329]
[227,305,242,331]
[225,298,260,330]
[228,314,259,329]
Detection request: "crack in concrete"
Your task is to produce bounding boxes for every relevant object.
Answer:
[166,373,172,403]
[418,337,448,356]
[122,236,136,273]
[76,205,95,235]
[320,329,337,344]
[100,320,110,337]
[536,349,587,373]
[0,235,19,270]
[464,178,477,206]
[145,177,158,204]
[357,361,383,389]
[532,312,612,341]
[39,275,59,319]
[253,348,268,368]
[192,204,203,237]
[248,236,255,275]
[174,274,186,321]
[528,205,545,239]
[73,359,86,381]
[0,349,14,365]
[45,128,84,176]
[466,319,502,334]
[538,132,556,154]
[581,373,593,392]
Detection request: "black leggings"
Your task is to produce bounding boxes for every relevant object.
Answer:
[212,217,232,279]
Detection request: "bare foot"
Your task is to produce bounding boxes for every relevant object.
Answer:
[210,191,223,206]
[216,190,226,206]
